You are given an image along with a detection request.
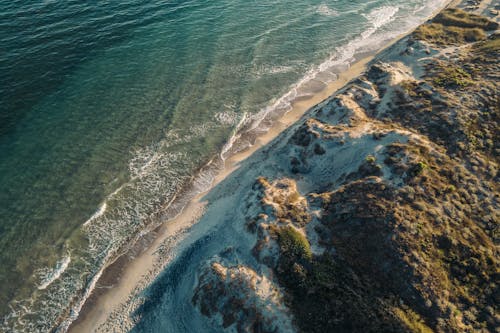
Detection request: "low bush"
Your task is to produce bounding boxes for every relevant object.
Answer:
[433,66,473,88]
[366,155,376,164]
[394,307,434,333]
[434,8,499,31]
[414,23,486,45]
[276,226,312,261]
[474,35,500,54]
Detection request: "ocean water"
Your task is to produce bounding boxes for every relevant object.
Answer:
[0,0,448,331]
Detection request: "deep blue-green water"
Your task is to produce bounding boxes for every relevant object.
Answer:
[0,0,448,331]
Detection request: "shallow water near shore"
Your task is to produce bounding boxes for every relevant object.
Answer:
[0,0,449,331]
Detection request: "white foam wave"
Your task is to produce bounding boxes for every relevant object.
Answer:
[220,112,249,160]
[241,5,401,141]
[363,6,399,30]
[54,256,109,333]
[37,255,71,290]
[83,202,107,227]
[214,111,238,126]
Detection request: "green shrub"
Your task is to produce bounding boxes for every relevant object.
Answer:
[433,66,473,88]
[276,226,312,261]
[366,155,376,164]
[446,185,456,193]
[412,161,429,176]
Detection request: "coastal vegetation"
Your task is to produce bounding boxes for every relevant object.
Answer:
[432,66,473,88]
[414,23,486,44]
[433,8,498,30]
[3,1,498,332]
[414,8,497,45]
[191,7,498,333]
[275,226,312,262]
[475,33,500,53]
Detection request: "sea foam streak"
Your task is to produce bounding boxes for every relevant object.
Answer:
[37,255,71,290]
[224,6,401,159]
[83,203,107,227]
[363,6,400,30]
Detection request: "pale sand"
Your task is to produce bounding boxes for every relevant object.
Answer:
[68,1,472,331]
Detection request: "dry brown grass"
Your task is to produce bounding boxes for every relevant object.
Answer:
[394,307,434,333]
[474,34,500,54]
[413,8,498,46]
[434,8,499,31]
[414,23,486,45]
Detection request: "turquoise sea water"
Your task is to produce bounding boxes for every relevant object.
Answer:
[0,0,448,331]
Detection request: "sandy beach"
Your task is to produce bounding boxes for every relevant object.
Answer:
[67,0,493,331]
[69,50,373,333]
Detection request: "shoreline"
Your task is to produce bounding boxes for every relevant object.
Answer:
[67,1,462,332]
[68,52,374,333]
